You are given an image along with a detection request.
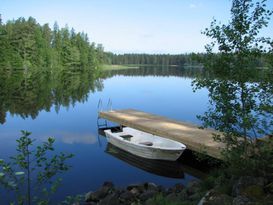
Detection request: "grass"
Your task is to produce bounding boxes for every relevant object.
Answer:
[102,64,140,70]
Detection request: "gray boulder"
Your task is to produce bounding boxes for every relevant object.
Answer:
[130,187,140,196]
[139,190,157,201]
[99,193,120,205]
[127,183,145,193]
[144,182,158,191]
[85,181,115,202]
[85,191,97,202]
[119,190,135,204]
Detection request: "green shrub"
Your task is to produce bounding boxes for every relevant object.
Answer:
[0,130,74,205]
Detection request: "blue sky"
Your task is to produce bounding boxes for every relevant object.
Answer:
[1,0,272,54]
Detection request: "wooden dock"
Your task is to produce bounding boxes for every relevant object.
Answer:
[99,109,225,160]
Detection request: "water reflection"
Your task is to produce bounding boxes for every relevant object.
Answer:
[0,66,206,125]
[0,68,103,124]
[0,66,210,202]
[105,143,185,179]
[103,66,205,78]
[59,132,98,144]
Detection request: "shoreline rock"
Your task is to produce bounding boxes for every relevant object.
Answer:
[81,176,273,205]
[83,180,201,205]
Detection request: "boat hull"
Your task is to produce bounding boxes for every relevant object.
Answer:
[104,127,186,161]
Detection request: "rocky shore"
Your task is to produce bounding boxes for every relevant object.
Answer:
[69,175,273,205]
[82,180,201,205]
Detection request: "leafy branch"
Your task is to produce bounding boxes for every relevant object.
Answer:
[0,130,74,205]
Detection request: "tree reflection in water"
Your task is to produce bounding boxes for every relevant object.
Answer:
[0,67,103,124]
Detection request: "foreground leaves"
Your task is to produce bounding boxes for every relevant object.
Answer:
[0,130,74,205]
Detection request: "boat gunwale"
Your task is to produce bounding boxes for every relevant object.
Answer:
[104,128,186,151]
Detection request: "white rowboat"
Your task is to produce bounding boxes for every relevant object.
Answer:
[104,127,186,161]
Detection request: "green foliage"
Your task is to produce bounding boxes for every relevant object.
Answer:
[200,140,273,197]
[103,52,203,67]
[224,139,273,178]
[200,168,235,195]
[193,0,273,178]
[147,193,190,205]
[0,130,74,205]
[0,16,104,69]
[203,0,273,54]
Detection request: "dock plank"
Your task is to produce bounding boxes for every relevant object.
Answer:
[99,109,225,160]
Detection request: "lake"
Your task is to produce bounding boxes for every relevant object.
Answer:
[0,66,209,202]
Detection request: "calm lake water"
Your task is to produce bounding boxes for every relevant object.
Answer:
[0,66,209,202]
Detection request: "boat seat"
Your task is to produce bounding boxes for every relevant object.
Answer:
[139,141,153,146]
[120,134,133,141]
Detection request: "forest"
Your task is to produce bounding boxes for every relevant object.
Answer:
[0,16,104,69]
[0,16,201,69]
[103,52,203,66]
[0,16,271,70]
[103,52,271,68]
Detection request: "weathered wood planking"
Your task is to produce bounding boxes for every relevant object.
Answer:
[99,109,225,160]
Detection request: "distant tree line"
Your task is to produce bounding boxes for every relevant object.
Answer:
[103,52,271,68]
[103,52,204,66]
[0,16,104,69]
